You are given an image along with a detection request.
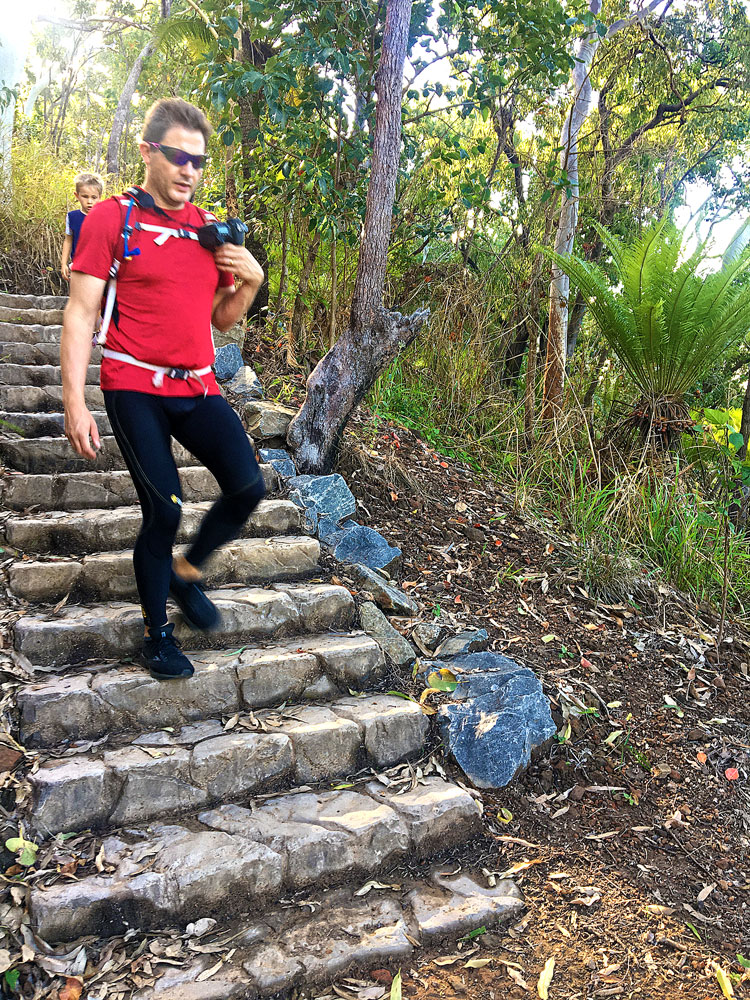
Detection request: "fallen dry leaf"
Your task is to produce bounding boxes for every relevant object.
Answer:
[58,979,83,1000]
[537,956,555,998]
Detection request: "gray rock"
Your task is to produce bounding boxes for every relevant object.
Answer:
[32,759,118,835]
[438,651,557,788]
[358,602,415,669]
[226,365,263,399]
[412,622,449,653]
[344,563,418,616]
[190,732,294,800]
[242,400,297,442]
[259,447,296,478]
[213,344,244,382]
[317,514,354,540]
[331,694,428,768]
[287,474,356,527]
[366,777,482,856]
[323,524,401,573]
[277,706,361,782]
[436,628,490,658]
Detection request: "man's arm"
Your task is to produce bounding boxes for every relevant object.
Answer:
[61,234,73,281]
[61,271,107,459]
[211,245,265,332]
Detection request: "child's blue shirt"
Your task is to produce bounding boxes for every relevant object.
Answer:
[65,209,87,259]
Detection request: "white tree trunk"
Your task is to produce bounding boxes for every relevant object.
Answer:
[106,40,154,178]
[541,0,665,418]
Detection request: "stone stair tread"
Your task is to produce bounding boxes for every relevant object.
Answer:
[131,867,520,999]
[0,362,99,386]
[29,777,492,945]
[30,693,429,834]
[1,462,277,512]
[0,434,206,475]
[18,632,386,747]
[9,535,321,602]
[0,305,64,326]
[13,582,355,667]
[0,410,111,439]
[0,321,62,345]
[0,341,71,366]
[0,384,102,413]
[0,292,67,310]
[4,497,303,555]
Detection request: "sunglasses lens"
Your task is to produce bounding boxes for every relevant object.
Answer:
[159,145,205,169]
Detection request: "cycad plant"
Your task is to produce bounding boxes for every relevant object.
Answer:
[544,215,750,447]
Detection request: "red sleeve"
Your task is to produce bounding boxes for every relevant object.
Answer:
[70,199,122,280]
[218,268,234,288]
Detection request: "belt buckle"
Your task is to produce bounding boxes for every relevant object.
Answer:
[167,367,190,381]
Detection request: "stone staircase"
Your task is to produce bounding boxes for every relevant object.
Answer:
[1,291,522,998]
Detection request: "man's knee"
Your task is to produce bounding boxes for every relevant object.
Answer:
[141,497,182,555]
[224,476,266,523]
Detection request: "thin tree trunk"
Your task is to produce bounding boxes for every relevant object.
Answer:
[287,0,428,473]
[541,0,664,419]
[106,39,154,178]
[738,369,750,460]
[290,231,322,359]
[272,205,291,341]
[328,240,338,349]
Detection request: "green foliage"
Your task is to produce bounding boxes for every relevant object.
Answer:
[544,216,750,408]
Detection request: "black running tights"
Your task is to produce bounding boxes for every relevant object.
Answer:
[103,390,266,628]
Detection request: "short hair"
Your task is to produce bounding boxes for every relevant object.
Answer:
[75,172,103,195]
[142,98,212,146]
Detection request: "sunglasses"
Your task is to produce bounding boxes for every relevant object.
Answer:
[147,142,207,170]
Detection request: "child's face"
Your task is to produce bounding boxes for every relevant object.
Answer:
[75,185,101,213]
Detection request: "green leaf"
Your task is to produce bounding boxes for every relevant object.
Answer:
[5,836,38,866]
[426,669,458,693]
[737,954,750,969]
[390,971,402,1000]
[4,970,19,990]
[729,431,744,451]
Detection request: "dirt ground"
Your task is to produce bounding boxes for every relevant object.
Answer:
[310,402,750,1000]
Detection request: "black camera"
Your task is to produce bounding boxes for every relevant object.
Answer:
[197,218,248,249]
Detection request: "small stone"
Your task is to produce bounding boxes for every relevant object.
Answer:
[436,628,490,658]
[344,563,418,616]
[408,871,523,939]
[227,365,263,399]
[358,602,416,669]
[324,524,401,573]
[258,447,296,478]
[213,344,244,381]
[242,400,297,442]
[412,623,449,653]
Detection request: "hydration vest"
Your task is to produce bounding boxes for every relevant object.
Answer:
[94,187,216,393]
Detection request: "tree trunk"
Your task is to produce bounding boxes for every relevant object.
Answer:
[287,0,428,473]
[541,1,602,419]
[541,0,664,419]
[289,231,322,359]
[106,39,155,178]
[738,369,750,460]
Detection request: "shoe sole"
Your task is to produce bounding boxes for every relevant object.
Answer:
[169,586,222,633]
[139,654,194,681]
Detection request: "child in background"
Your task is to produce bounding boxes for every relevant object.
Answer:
[61,173,103,282]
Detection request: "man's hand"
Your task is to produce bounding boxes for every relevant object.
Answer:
[213,245,264,287]
[65,405,101,460]
[61,262,71,282]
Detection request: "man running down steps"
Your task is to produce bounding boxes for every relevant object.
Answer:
[61,98,266,681]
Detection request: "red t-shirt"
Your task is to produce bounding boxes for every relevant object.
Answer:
[72,193,234,396]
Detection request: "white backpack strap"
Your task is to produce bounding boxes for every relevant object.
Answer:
[136,222,200,246]
[100,348,213,397]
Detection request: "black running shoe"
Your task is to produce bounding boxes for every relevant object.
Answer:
[169,571,221,631]
[141,623,194,680]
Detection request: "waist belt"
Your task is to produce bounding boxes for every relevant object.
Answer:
[101,348,212,396]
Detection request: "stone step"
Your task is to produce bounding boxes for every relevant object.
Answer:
[29,777,489,944]
[4,497,302,556]
[0,433,205,475]
[19,632,385,747]
[0,322,61,346]
[30,693,428,835]
[129,864,521,999]
[0,410,111,438]
[14,582,354,667]
[0,305,64,326]
[1,461,277,512]
[0,341,67,366]
[10,535,320,602]
[0,383,103,413]
[0,292,67,310]
[0,362,99,386]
